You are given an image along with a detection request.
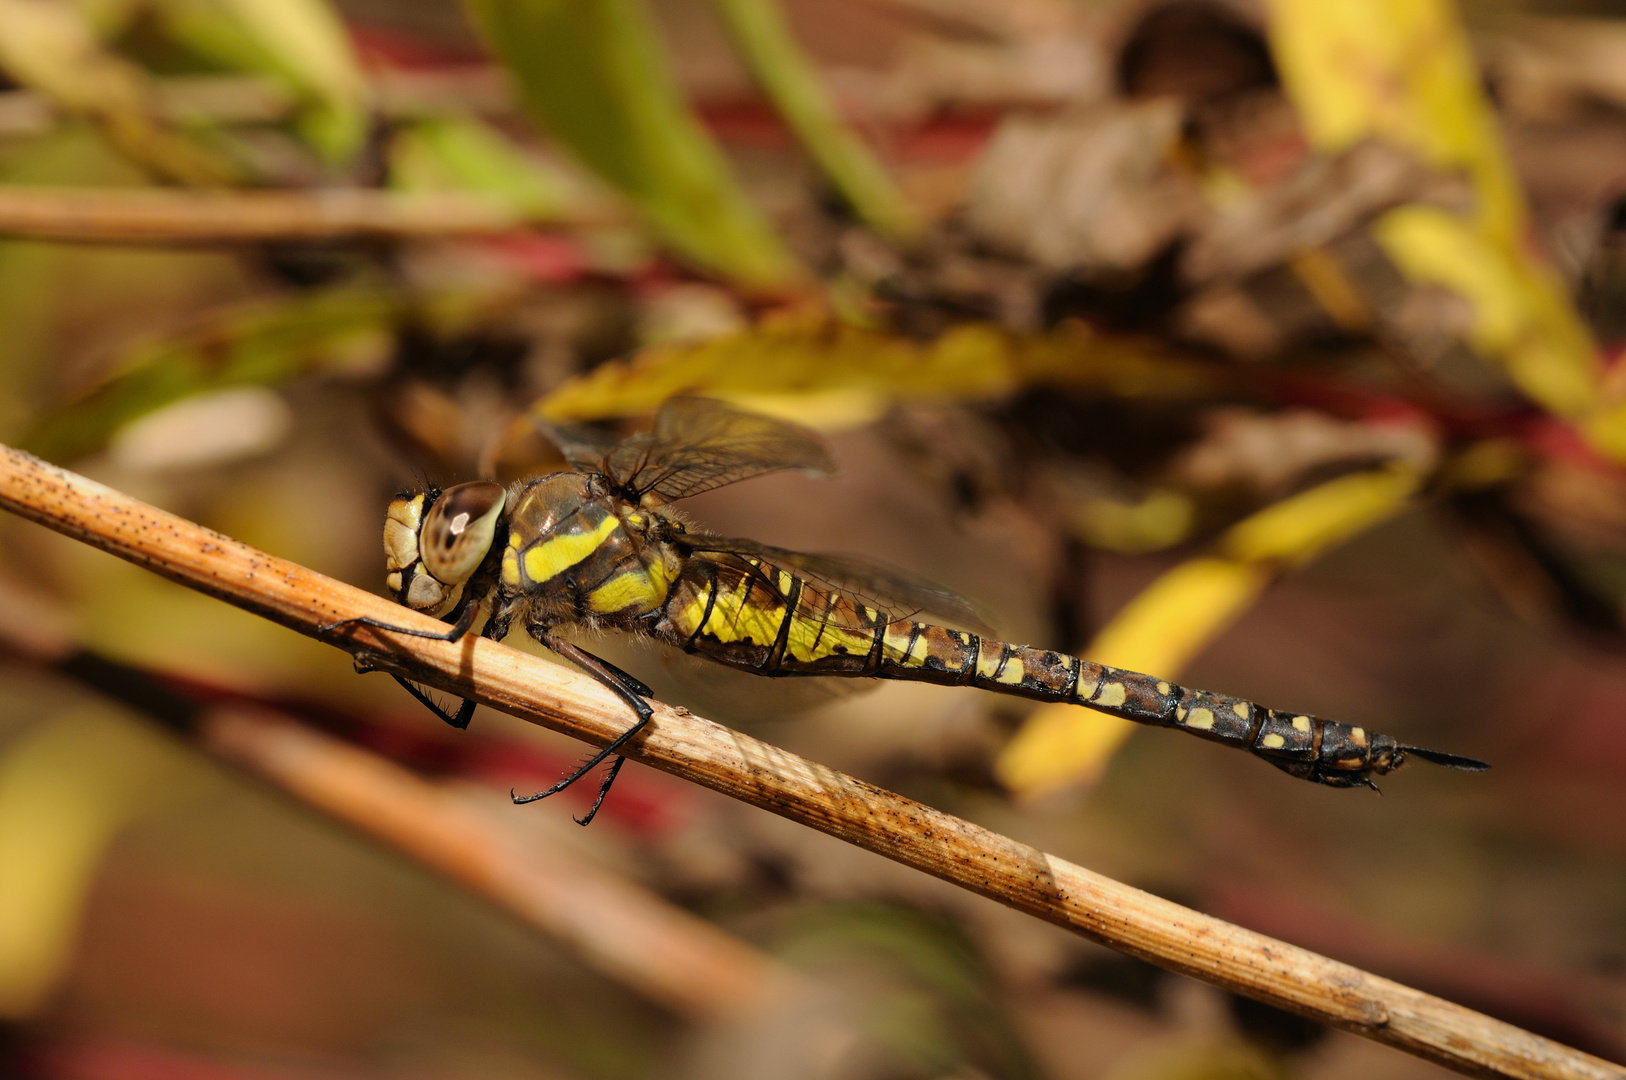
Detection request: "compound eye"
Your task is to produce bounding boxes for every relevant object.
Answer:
[420,481,506,584]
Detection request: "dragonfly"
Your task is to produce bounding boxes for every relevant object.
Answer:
[330,397,1488,824]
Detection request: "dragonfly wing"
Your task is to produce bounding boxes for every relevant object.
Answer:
[530,417,623,474]
[682,534,996,635]
[656,642,874,722]
[604,397,835,503]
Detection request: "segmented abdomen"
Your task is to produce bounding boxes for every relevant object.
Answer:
[654,556,1405,787]
[928,637,1402,787]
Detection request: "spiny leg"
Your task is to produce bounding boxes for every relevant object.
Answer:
[512,631,653,826]
[390,674,477,730]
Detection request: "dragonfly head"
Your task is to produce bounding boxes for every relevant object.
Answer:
[384,481,507,614]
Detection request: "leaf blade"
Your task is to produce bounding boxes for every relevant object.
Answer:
[463,0,802,287]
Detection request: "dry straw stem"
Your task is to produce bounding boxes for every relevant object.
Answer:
[0,70,514,136]
[0,442,1617,1080]
[0,186,618,245]
[200,708,793,1019]
[0,579,789,1021]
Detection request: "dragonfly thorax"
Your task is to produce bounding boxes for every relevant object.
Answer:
[501,472,676,623]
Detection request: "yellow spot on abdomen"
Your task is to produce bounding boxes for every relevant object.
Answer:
[975,643,1002,679]
[1232,701,1251,720]
[1156,681,1170,695]
[1351,727,1367,746]
[1261,732,1286,749]
[783,614,872,662]
[977,644,1025,685]
[1095,682,1127,708]
[586,569,663,615]
[1292,715,1312,733]
[701,575,752,638]
[711,597,783,647]
[1186,707,1215,730]
[669,585,713,639]
[882,624,926,666]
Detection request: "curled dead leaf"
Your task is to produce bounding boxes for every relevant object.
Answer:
[964,99,1206,275]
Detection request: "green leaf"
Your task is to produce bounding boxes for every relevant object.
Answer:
[707,0,921,241]
[21,286,398,464]
[389,115,574,219]
[462,0,802,287]
[154,0,368,162]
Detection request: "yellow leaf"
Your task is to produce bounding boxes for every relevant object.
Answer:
[1265,0,1520,241]
[995,704,1136,796]
[1581,401,1626,462]
[1267,0,1617,456]
[1373,205,1598,417]
[998,558,1268,796]
[1067,488,1196,554]
[1221,465,1422,564]
[534,314,1218,430]
[1087,558,1274,677]
[999,467,1422,799]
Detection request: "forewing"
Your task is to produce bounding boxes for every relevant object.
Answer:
[530,417,622,474]
[684,534,995,635]
[604,397,835,503]
[657,644,874,723]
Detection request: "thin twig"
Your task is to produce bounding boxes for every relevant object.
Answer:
[0,70,517,138]
[0,443,1617,1080]
[0,186,621,244]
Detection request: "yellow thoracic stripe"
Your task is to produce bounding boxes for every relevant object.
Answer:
[522,514,620,584]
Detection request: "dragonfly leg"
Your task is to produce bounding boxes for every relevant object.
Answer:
[321,591,481,643]
[390,674,477,730]
[564,649,653,698]
[512,632,653,826]
[333,597,498,731]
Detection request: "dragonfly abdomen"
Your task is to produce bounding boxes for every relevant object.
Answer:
[656,555,1475,788]
[880,629,1416,788]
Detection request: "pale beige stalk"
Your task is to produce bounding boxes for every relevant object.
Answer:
[0,186,619,244]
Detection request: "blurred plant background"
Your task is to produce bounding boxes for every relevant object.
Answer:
[0,0,1625,1076]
